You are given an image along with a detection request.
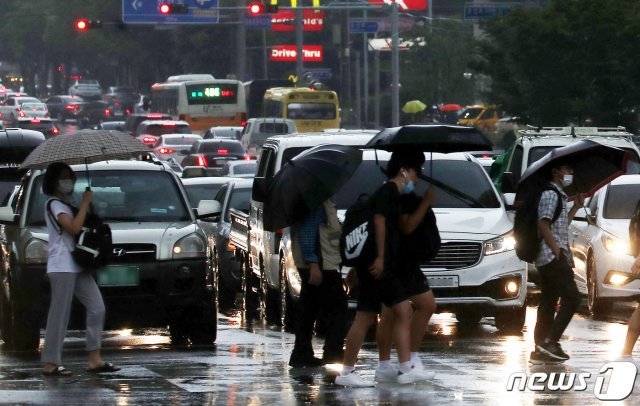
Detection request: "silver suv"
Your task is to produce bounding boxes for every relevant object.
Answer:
[0,160,220,350]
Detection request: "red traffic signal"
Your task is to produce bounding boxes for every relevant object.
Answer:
[248,2,264,15]
[75,19,102,31]
[159,3,189,14]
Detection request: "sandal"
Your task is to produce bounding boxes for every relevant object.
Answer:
[86,362,121,373]
[42,366,73,377]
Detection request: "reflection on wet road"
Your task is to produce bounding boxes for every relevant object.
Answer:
[1,303,639,404]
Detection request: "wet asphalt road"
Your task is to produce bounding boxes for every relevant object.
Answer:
[1,301,640,405]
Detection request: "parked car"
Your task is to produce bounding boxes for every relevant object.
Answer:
[45,95,85,123]
[122,112,172,136]
[153,133,203,164]
[68,79,101,100]
[209,179,253,307]
[218,160,257,178]
[135,120,192,146]
[13,117,59,138]
[102,86,139,118]
[203,126,243,140]
[570,174,640,315]
[239,118,297,156]
[181,139,247,170]
[0,159,221,350]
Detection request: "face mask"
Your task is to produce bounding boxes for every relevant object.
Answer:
[562,174,573,187]
[402,180,415,194]
[57,179,74,195]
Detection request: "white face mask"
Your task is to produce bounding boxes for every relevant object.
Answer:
[562,174,573,187]
[57,179,74,195]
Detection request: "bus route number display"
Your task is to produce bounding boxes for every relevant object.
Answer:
[186,84,238,105]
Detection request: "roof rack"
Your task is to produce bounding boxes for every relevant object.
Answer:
[520,125,632,139]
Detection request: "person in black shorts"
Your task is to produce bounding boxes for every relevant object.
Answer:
[335,149,426,387]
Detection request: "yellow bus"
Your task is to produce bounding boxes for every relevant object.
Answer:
[263,87,340,132]
[151,75,247,132]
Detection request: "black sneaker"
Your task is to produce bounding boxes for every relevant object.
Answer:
[536,342,570,361]
[529,350,562,365]
[289,355,324,368]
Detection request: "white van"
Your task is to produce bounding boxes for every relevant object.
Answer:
[240,118,297,156]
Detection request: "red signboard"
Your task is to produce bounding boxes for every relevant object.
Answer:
[270,45,323,62]
[271,10,324,32]
[368,0,427,10]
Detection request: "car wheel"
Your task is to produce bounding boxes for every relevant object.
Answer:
[214,250,234,310]
[188,291,218,345]
[242,253,259,317]
[260,259,280,325]
[587,255,612,316]
[494,306,526,333]
[455,311,482,328]
[1,286,40,351]
[279,256,296,332]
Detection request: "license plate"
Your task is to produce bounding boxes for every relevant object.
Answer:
[97,266,139,287]
[427,275,459,288]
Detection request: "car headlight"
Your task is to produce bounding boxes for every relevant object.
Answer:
[173,234,206,259]
[484,231,516,256]
[602,234,630,256]
[25,239,48,264]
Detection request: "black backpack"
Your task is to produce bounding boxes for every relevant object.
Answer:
[401,193,441,262]
[513,183,562,263]
[629,200,640,257]
[47,199,113,270]
[339,194,376,267]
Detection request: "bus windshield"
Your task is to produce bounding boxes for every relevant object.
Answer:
[287,103,336,120]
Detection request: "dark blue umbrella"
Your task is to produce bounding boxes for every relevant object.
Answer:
[365,124,492,152]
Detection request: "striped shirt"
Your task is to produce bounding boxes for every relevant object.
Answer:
[535,183,574,268]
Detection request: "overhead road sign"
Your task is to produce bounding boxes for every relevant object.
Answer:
[368,37,425,52]
[349,18,380,34]
[464,3,514,20]
[367,0,427,11]
[122,0,219,24]
[304,69,332,80]
[246,15,272,30]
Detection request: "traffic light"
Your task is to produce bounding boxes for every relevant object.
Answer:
[159,3,189,14]
[75,19,102,31]
[248,1,278,15]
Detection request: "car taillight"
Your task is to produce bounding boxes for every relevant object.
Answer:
[105,109,110,116]
[142,135,157,144]
[66,104,79,110]
[217,149,228,155]
[125,109,131,115]
[147,114,163,119]
[19,111,25,118]
[52,127,60,135]
[195,156,208,166]
[241,120,247,126]
[158,147,175,154]
[31,118,40,123]
[244,154,252,160]
[162,123,176,127]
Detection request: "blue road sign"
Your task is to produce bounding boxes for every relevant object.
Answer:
[245,15,272,30]
[304,69,332,80]
[123,0,219,24]
[463,4,513,20]
[349,19,380,34]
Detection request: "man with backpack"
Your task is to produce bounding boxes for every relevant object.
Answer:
[530,161,584,364]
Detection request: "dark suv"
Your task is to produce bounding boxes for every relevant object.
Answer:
[45,95,86,123]
[0,160,221,350]
[123,113,173,136]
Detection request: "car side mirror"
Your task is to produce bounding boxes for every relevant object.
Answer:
[573,206,591,221]
[252,177,267,203]
[0,206,18,225]
[195,200,221,219]
[502,193,515,210]
[501,172,516,194]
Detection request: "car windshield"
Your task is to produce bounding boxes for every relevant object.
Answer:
[199,142,245,154]
[21,103,46,111]
[27,170,191,225]
[228,162,257,175]
[286,103,336,120]
[459,108,482,120]
[184,182,226,208]
[224,187,251,222]
[603,184,640,219]
[529,146,640,174]
[164,136,201,146]
[112,87,135,93]
[258,122,289,134]
[144,124,191,136]
[333,159,500,210]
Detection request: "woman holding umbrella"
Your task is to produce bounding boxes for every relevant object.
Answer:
[41,162,119,376]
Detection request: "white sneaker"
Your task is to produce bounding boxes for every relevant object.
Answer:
[411,362,435,381]
[397,368,426,384]
[374,366,399,383]
[616,355,640,372]
[335,370,375,387]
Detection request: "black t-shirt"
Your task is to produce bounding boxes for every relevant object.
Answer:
[400,192,422,271]
[369,181,402,270]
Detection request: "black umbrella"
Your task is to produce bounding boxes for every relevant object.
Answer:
[364,124,493,152]
[263,144,362,232]
[518,139,630,199]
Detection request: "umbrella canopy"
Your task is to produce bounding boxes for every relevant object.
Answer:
[263,144,362,232]
[20,129,150,170]
[518,139,630,199]
[365,124,493,153]
[401,100,427,114]
[440,103,462,112]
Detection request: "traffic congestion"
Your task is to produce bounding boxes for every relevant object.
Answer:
[1,0,640,405]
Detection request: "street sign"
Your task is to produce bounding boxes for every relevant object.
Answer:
[349,19,380,34]
[270,45,323,63]
[367,0,427,11]
[246,15,272,30]
[304,69,332,80]
[271,10,324,32]
[122,0,219,24]
[464,3,514,20]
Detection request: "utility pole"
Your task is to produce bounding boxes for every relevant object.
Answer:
[362,8,369,127]
[296,8,304,80]
[237,0,247,81]
[390,2,400,127]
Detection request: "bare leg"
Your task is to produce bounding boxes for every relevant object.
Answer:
[410,291,436,352]
[342,311,377,367]
[377,306,395,362]
[622,304,640,356]
[391,300,414,364]
[88,350,105,369]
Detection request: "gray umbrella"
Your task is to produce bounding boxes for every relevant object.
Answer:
[20,129,150,170]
